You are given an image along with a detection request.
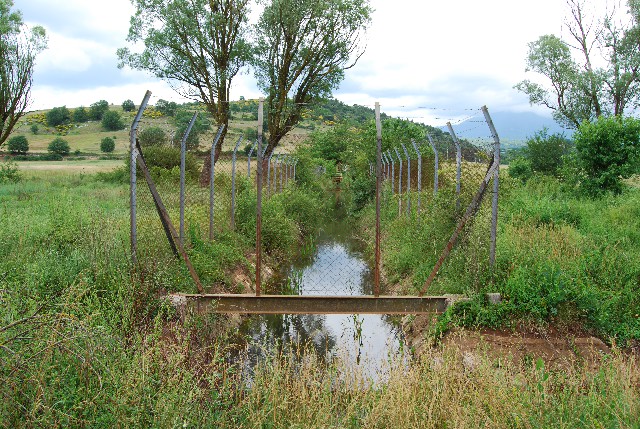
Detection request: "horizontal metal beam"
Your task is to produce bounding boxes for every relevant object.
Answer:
[168,294,450,315]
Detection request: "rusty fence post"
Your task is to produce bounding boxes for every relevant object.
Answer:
[129,90,152,265]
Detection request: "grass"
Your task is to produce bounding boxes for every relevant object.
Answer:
[2,156,640,427]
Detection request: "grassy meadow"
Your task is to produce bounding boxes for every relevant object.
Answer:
[1,102,640,426]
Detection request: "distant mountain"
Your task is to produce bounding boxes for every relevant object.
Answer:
[443,111,571,146]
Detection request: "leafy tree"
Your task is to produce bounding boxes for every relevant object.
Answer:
[73,106,88,123]
[100,136,115,153]
[7,134,27,153]
[516,0,640,128]
[138,126,168,147]
[0,0,47,148]
[47,137,70,156]
[46,106,70,126]
[574,115,640,195]
[155,99,178,117]
[122,99,135,112]
[29,124,38,134]
[101,110,124,131]
[253,0,372,158]
[525,128,572,176]
[118,0,252,184]
[89,100,109,121]
[172,109,211,150]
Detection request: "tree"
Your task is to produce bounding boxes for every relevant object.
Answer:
[48,137,70,156]
[516,0,640,128]
[172,108,211,150]
[118,0,252,184]
[525,128,573,175]
[100,136,115,153]
[7,134,27,153]
[73,106,88,123]
[101,110,124,131]
[46,106,70,126]
[122,99,135,112]
[155,99,177,117]
[253,0,372,158]
[0,1,47,148]
[575,115,640,194]
[89,100,109,121]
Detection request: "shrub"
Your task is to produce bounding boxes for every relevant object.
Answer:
[508,156,533,183]
[0,159,21,183]
[7,135,28,154]
[48,137,70,156]
[575,115,640,195]
[138,126,167,147]
[122,99,135,112]
[30,124,38,135]
[73,106,89,123]
[89,100,109,121]
[101,110,124,131]
[46,106,71,127]
[525,128,572,176]
[100,137,115,153]
[133,146,199,179]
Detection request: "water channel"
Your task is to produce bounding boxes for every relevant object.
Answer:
[238,194,405,379]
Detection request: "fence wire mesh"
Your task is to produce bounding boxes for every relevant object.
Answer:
[131,97,500,297]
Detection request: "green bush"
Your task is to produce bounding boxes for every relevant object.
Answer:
[101,110,124,131]
[138,126,167,147]
[508,156,533,183]
[7,135,28,154]
[30,124,38,135]
[155,99,177,116]
[73,106,89,123]
[100,137,115,153]
[46,106,71,126]
[525,128,572,176]
[89,100,109,121]
[122,99,135,112]
[0,159,21,183]
[47,137,70,156]
[134,146,199,179]
[575,115,640,195]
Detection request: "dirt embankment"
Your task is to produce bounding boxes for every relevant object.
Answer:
[402,313,612,370]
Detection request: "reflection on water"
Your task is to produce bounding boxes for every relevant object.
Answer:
[238,193,405,379]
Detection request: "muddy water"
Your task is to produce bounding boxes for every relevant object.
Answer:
[239,195,405,378]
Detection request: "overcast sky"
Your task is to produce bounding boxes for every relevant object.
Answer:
[15,0,611,127]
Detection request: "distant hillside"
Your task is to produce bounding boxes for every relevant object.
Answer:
[438,111,570,146]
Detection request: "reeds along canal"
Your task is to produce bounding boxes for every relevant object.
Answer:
[237,194,406,379]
